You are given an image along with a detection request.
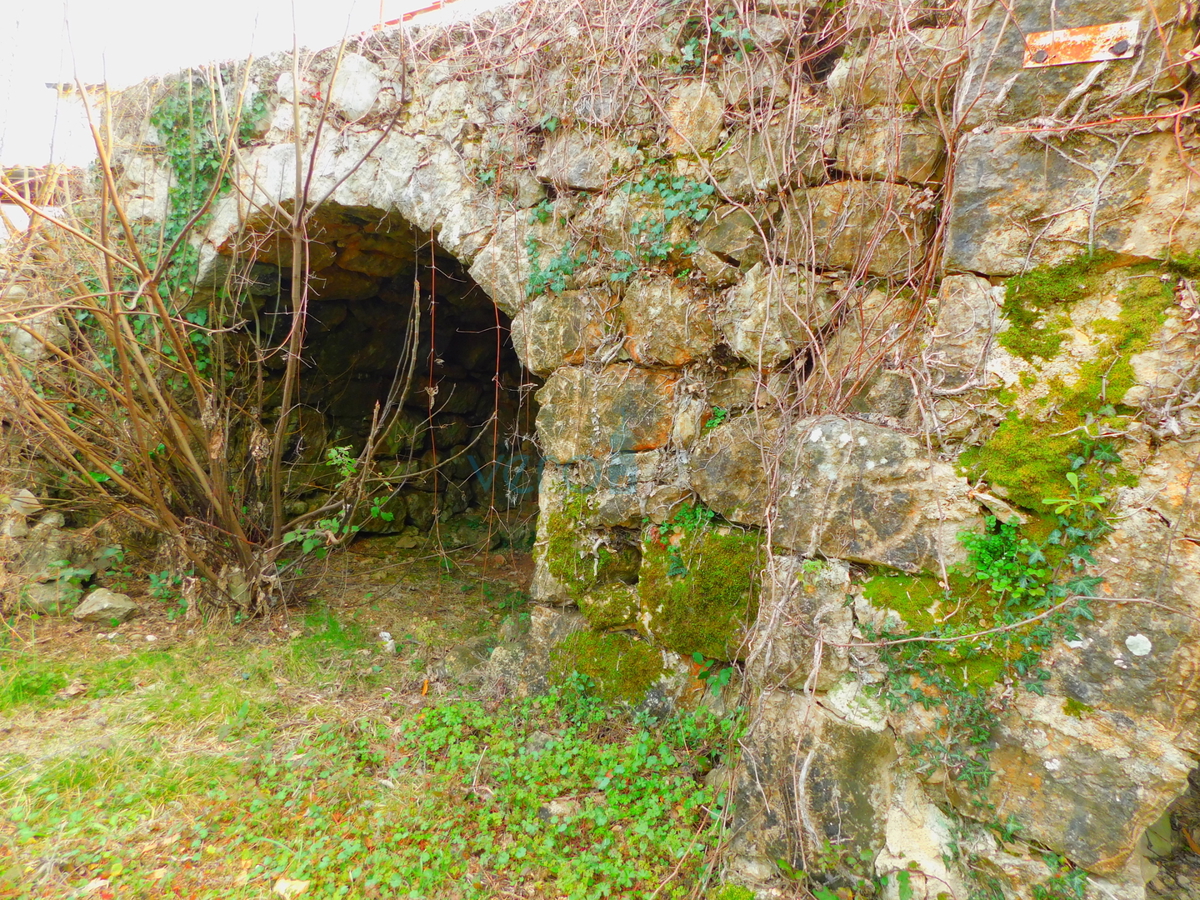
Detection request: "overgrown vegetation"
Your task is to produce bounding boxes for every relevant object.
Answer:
[865,436,1116,820]
[621,173,715,269]
[0,600,739,899]
[0,62,430,614]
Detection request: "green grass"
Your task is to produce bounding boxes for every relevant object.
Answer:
[0,608,740,899]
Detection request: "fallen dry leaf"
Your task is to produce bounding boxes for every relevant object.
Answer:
[273,878,311,898]
[56,680,88,699]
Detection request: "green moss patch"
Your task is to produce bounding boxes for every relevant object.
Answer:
[863,571,958,633]
[861,570,1014,689]
[966,261,1174,511]
[638,525,763,661]
[999,252,1115,361]
[543,488,640,623]
[710,887,755,900]
[1063,697,1094,718]
[577,583,641,630]
[549,631,665,704]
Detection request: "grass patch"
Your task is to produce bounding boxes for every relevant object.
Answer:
[0,646,182,713]
[1,604,740,899]
[3,681,738,899]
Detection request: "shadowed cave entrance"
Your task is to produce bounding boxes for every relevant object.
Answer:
[237,206,541,547]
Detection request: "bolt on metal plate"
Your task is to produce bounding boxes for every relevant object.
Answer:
[1022,21,1140,68]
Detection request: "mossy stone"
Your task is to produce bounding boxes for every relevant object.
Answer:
[577,582,640,630]
[542,487,640,620]
[966,258,1174,511]
[548,631,664,704]
[999,251,1116,362]
[638,525,763,661]
[862,569,1011,689]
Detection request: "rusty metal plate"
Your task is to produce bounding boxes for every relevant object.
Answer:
[1023,21,1139,68]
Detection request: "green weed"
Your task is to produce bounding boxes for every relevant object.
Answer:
[3,669,739,899]
[865,437,1116,816]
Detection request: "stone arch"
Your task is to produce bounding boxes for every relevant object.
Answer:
[194,118,550,538]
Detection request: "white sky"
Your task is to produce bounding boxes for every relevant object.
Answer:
[1,0,501,167]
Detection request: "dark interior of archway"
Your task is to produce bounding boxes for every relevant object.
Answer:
[243,208,540,546]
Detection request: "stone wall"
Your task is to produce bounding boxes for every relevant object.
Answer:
[105,0,1200,896]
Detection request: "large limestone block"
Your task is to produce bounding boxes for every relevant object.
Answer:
[328,53,383,121]
[536,366,678,462]
[1045,509,1200,738]
[978,692,1192,876]
[595,188,691,259]
[689,413,777,526]
[835,114,946,184]
[533,61,656,129]
[397,141,498,260]
[945,131,1200,276]
[772,417,980,572]
[926,273,1003,390]
[1123,300,1200,416]
[727,684,896,878]
[955,0,1193,129]
[745,556,853,692]
[665,81,725,154]
[828,27,966,108]
[535,129,635,190]
[573,449,691,528]
[717,50,791,109]
[1119,439,1200,540]
[875,776,968,899]
[510,289,609,375]
[621,276,715,366]
[775,182,931,278]
[696,206,768,267]
[717,262,838,367]
[468,211,572,317]
[117,155,173,223]
[814,287,923,411]
[529,463,641,625]
[712,109,829,199]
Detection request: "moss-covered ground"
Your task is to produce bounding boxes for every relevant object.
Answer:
[0,543,740,900]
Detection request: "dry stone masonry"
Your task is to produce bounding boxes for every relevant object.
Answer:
[88,0,1200,896]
